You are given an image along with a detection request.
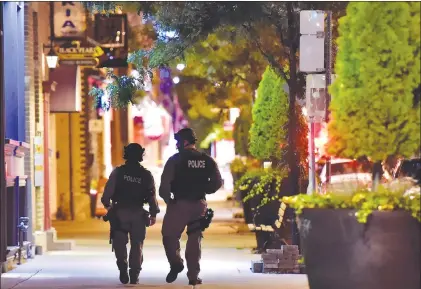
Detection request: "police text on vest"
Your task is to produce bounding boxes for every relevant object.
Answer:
[124,175,142,183]
[188,160,206,168]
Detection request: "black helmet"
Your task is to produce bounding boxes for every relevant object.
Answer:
[123,143,145,162]
[175,128,197,145]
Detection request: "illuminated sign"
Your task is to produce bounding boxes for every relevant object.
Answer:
[54,1,87,39]
[56,41,104,67]
[59,59,99,66]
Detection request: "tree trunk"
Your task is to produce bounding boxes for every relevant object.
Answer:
[372,161,384,191]
[286,3,300,197]
[286,3,302,248]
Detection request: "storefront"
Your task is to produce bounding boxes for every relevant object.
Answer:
[1,2,32,271]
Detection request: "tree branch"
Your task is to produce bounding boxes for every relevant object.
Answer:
[242,23,290,85]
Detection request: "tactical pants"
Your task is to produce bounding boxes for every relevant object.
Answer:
[162,199,207,280]
[113,207,147,274]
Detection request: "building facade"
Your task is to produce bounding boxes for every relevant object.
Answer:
[1,1,31,273]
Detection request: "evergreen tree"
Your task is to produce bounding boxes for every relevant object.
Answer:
[250,66,289,163]
[329,2,421,162]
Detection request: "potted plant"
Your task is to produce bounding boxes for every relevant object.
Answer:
[283,187,420,289]
[230,157,260,203]
[237,168,292,252]
[235,169,265,228]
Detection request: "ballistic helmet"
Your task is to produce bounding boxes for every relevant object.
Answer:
[123,143,145,162]
[174,128,197,145]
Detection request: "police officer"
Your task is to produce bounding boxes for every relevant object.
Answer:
[102,143,160,285]
[159,128,222,286]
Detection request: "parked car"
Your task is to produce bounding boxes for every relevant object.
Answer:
[319,158,373,194]
[392,158,421,196]
[393,158,421,183]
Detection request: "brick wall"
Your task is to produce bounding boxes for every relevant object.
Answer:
[24,2,51,234]
[24,2,38,231]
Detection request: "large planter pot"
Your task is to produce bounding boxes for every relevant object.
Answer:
[299,209,420,289]
[241,189,254,225]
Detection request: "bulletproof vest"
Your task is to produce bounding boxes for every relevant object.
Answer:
[171,150,214,201]
[113,163,150,206]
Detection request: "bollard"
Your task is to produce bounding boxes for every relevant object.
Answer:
[17,217,29,265]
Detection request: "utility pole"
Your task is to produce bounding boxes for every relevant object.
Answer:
[300,10,325,194]
[325,11,333,185]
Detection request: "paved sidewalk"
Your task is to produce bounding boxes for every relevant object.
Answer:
[1,245,309,289]
[1,200,310,289]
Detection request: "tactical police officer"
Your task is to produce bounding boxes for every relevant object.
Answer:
[102,143,160,285]
[159,128,222,286]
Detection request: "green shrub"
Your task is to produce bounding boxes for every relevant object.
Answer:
[282,187,420,224]
[249,66,288,162]
[328,2,421,162]
[236,168,288,209]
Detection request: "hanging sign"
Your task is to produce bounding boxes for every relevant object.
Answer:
[56,40,104,67]
[54,1,87,39]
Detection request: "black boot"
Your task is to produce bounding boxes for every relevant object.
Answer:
[119,269,129,284]
[166,264,184,283]
[129,269,139,284]
[189,277,203,286]
[117,262,129,284]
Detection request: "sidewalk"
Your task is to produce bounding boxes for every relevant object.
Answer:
[51,217,256,249]
[1,198,309,289]
[1,245,309,289]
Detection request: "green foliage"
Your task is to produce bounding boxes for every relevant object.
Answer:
[230,157,260,175]
[174,28,264,139]
[250,66,289,161]
[233,107,252,157]
[230,158,248,175]
[182,28,266,93]
[329,2,421,162]
[199,123,232,149]
[83,2,122,15]
[236,168,288,209]
[88,69,148,109]
[283,187,421,224]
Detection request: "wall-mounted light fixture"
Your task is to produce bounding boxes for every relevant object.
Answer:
[45,47,59,69]
[43,2,58,69]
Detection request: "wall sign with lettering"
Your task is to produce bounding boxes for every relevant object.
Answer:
[56,40,104,67]
[54,1,87,39]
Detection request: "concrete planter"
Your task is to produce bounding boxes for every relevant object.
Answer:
[300,209,420,289]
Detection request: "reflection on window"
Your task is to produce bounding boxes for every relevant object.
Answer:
[331,161,372,176]
[399,160,421,178]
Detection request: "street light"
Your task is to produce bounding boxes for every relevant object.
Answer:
[173,76,180,84]
[176,63,185,71]
[45,47,59,69]
[45,2,58,69]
